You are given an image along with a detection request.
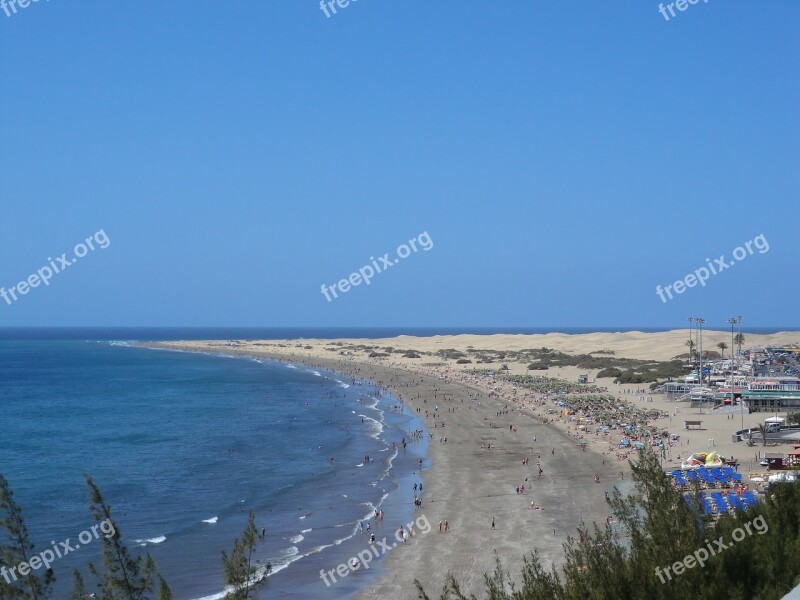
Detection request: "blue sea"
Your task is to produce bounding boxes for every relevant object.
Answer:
[0,335,429,599]
[0,326,794,341]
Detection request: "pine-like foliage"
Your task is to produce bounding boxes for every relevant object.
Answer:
[221,512,265,600]
[83,476,157,600]
[0,474,54,600]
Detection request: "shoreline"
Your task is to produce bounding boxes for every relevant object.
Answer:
[136,343,432,600]
[144,341,617,599]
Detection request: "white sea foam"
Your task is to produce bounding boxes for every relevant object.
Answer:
[135,535,166,546]
[167,356,428,600]
[191,560,289,600]
[358,414,384,439]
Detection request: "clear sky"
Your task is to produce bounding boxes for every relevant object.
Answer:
[1,1,797,328]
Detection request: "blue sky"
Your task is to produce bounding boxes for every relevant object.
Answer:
[1,1,797,328]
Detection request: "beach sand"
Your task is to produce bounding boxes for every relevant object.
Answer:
[152,329,800,599]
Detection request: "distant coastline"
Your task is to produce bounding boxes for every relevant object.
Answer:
[2,326,800,341]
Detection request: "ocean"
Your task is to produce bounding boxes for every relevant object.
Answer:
[0,337,428,599]
[0,326,794,341]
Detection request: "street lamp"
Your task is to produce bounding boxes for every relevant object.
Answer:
[728,317,737,368]
[728,317,742,431]
[736,315,743,361]
[696,318,705,386]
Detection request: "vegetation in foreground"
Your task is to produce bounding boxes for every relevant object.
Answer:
[416,450,800,600]
[0,474,265,600]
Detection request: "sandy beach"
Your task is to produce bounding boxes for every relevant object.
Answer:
[151,329,800,599]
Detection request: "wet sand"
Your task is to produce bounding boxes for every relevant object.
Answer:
[148,342,616,599]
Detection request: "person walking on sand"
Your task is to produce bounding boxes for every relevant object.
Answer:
[491,517,496,530]
[444,519,449,532]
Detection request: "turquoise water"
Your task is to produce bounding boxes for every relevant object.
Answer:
[0,340,427,599]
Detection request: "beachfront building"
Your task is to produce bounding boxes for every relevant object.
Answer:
[787,445,800,467]
[742,376,800,412]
